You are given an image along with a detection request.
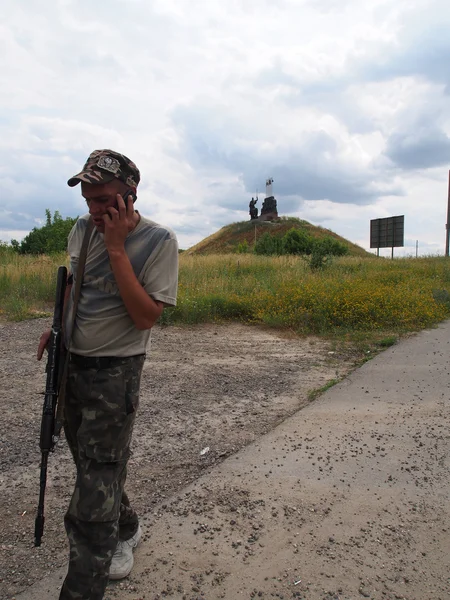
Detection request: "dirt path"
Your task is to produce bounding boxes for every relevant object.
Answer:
[0,319,358,600]
[6,320,450,600]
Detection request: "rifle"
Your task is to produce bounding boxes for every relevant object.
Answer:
[34,265,67,547]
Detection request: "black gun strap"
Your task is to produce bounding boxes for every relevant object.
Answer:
[54,218,94,436]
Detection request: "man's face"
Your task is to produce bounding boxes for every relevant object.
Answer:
[81,180,125,232]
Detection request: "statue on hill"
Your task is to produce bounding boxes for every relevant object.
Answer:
[261,196,277,215]
[249,197,258,220]
[248,179,278,221]
[259,178,278,221]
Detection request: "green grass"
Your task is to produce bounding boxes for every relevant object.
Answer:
[2,250,450,343]
[159,254,450,334]
[0,251,68,321]
[307,378,342,402]
[377,336,397,348]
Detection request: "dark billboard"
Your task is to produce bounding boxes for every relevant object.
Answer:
[370,215,404,249]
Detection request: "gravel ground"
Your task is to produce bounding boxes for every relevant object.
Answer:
[0,319,358,600]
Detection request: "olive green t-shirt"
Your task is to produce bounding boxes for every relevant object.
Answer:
[65,214,178,356]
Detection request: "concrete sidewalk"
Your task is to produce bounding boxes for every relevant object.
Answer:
[17,323,450,600]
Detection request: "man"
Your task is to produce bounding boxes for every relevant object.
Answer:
[37,149,179,600]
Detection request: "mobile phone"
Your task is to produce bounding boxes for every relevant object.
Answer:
[122,189,137,203]
[113,189,137,210]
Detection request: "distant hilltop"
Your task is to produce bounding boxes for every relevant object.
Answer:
[185,216,370,257]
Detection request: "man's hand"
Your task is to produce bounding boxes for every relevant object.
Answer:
[37,329,51,361]
[103,194,138,254]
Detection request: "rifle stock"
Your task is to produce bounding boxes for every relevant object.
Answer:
[34,265,67,547]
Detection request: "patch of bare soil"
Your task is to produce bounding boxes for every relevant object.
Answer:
[0,320,358,600]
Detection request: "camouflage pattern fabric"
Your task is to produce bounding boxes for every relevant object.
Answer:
[67,149,140,189]
[59,354,145,600]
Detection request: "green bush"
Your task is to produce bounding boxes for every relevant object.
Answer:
[14,209,77,255]
[236,240,249,254]
[315,237,348,257]
[254,232,284,255]
[0,241,18,258]
[282,228,314,255]
[254,230,348,259]
[308,247,330,271]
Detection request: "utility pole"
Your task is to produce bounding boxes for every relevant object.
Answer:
[446,170,450,257]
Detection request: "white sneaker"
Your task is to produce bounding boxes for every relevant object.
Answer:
[109,524,142,580]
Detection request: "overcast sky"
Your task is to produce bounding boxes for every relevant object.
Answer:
[1,0,450,256]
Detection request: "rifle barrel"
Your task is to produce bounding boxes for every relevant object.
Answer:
[34,451,49,547]
[34,266,67,547]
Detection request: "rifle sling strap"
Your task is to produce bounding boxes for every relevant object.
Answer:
[54,218,94,437]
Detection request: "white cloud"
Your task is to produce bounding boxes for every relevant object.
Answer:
[0,0,449,254]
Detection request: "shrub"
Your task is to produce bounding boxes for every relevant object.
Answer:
[308,247,330,271]
[282,228,314,255]
[254,232,283,255]
[236,240,249,254]
[17,209,77,255]
[314,237,348,257]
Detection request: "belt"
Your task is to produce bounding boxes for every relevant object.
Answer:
[69,353,145,370]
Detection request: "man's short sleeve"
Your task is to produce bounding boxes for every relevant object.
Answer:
[141,231,178,307]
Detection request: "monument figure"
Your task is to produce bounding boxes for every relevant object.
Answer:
[259,178,278,221]
[249,197,258,220]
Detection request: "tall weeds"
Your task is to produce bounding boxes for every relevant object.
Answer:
[1,249,450,335]
[0,251,68,320]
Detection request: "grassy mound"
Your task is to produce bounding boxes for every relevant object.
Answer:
[185,217,370,257]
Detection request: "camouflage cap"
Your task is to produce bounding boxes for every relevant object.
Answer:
[67,149,140,188]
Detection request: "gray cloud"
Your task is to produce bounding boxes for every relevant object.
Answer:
[357,25,450,91]
[0,142,84,234]
[172,104,402,205]
[385,128,450,170]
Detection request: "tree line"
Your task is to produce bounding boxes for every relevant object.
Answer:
[6,210,77,255]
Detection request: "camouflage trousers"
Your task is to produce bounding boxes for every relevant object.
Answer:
[58,354,145,600]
